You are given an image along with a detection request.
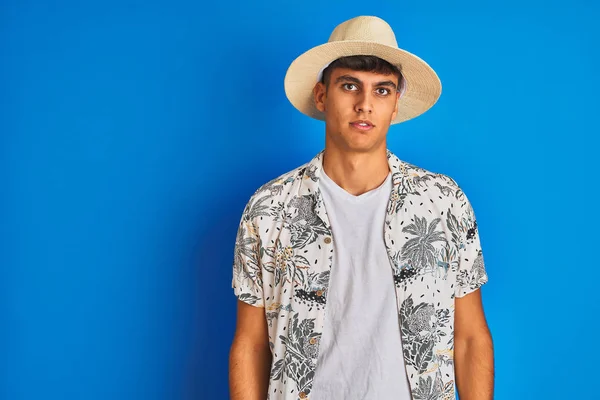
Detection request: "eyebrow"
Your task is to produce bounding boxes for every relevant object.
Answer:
[334,75,398,91]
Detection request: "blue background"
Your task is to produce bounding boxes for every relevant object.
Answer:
[2,0,598,399]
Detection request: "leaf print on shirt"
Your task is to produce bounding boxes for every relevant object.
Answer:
[413,371,455,400]
[470,250,486,281]
[233,222,262,287]
[270,201,289,222]
[400,295,452,375]
[404,338,435,375]
[271,313,320,396]
[400,296,435,373]
[238,293,261,306]
[401,215,447,273]
[264,238,310,286]
[447,203,477,249]
[243,194,272,221]
[445,208,462,249]
[447,203,487,295]
[457,250,485,290]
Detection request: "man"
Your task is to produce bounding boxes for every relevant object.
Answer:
[229,15,494,400]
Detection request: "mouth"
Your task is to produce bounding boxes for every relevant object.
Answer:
[350,120,374,131]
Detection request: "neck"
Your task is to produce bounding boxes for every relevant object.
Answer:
[321,145,390,196]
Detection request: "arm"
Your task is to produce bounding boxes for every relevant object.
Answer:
[229,299,272,400]
[454,289,494,400]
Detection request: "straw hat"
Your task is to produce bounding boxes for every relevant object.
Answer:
[284,16,442,124]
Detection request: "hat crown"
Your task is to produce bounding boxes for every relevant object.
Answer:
[328,16,398,48]
[284,15,441,125]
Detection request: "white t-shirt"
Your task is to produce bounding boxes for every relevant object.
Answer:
[310,169,412,399]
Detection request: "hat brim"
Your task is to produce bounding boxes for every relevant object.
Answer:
[284,40,442,125]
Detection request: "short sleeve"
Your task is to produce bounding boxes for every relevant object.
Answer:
[231,201,265,308]
[455,192,489,298]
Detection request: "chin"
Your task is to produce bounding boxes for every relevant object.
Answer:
[327,125,384,152]
[343,141,381,153]
[344,134,383,149]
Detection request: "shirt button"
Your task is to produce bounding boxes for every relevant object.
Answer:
[324,237,332,244]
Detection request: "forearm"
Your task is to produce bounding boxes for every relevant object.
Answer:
[454,334,494,400]
[229,338,272,400]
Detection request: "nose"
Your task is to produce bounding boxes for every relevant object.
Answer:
[354,91,373,114]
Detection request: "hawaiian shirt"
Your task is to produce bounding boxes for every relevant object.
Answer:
[232,149,488,400]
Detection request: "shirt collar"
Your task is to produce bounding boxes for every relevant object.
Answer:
[298,149,410,197]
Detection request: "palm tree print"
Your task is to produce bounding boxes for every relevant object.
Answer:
[243,194,272,222]
[233,222,261,287]
[401,215,447,272]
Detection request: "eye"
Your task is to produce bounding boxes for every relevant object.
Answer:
[376,88,391,96]
[342,83,358,91]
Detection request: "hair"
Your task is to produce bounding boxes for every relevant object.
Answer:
[320,55,403,89]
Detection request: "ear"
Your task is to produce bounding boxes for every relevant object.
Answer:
[313,82,327,112]
[391,90,401,121]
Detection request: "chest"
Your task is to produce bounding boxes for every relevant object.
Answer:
[260,190,460,319]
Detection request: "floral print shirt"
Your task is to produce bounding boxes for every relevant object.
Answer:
[232,150,488,400]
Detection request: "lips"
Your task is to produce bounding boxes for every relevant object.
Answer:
[350,120,374,131]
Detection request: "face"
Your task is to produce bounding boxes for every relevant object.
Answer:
[313,68,401,154]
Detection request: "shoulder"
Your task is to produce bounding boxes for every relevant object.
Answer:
[402,160,462,191]
[243,162,308,211]
[402,162,481,226]
[397,160,475,217]
[387,150,460,190]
